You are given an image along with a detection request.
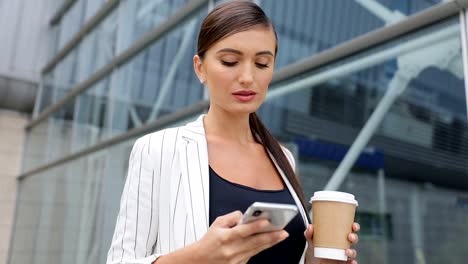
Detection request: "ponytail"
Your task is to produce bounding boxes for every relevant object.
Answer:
[249,113,309,216]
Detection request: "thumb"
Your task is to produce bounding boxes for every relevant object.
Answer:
[212,210,243,228]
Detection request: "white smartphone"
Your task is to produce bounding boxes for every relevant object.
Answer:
[239,202,299,232]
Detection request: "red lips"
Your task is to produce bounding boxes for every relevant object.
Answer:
[232,90,257,102]
[232,90,257,96]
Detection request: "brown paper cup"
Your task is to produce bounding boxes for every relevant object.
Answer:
[310,191,358,261]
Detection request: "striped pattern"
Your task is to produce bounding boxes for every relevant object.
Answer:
[107,115,309,264]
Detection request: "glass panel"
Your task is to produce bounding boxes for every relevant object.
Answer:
[260,0,445,69]
[380,0,443,15]
[119,0,191,51]
[106,11,206,136]
[57,0,86,51]
[10,146,130,264]
[31,6,209,166]
[39,0,195,113]
[72,76,111,152]
[21,122,49,172]
[45,100,76,163]
[39,5,118,112]
[9,115,200,264]
[259,17,467,263]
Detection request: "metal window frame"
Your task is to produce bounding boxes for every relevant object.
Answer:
[18,0,468,180]
[273,0,465,82]
[18,101,208,180]
[29,0,462,131]
[43,0,121,75]
[27,0,209,130]
[49,0,78,26]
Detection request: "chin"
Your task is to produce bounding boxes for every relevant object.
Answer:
[226,105,260,115]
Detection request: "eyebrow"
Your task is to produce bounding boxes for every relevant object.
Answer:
[216,48,274,57]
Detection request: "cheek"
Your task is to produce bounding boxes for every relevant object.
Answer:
[208,65,236,86]
[258,72,274,91]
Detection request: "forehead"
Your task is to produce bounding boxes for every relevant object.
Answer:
[207,27,277,55]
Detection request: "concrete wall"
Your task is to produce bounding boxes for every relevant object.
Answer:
[0,110,28,264]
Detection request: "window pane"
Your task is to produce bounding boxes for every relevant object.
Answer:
[259,17,467,263]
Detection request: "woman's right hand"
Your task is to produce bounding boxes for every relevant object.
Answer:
[193,210,289,264]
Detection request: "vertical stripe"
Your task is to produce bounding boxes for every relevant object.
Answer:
[121,142,138,262]
[145,170,155,257]
[195,142,208,227]
[171,128,180,165]
[134,144,145,257]
[172,172,182,228]
[157,131,166,254]
[184,214,188,245]
[185,141,197,240]
[158,227,162,253]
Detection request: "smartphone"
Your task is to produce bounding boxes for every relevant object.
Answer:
[239,202,299,232]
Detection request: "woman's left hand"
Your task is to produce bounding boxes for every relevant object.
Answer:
[304,222,360,264]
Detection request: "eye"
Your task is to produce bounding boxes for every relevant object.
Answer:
[256,63,269,69]
[221,60,238,67]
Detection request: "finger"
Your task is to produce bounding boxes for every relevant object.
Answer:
[352,222,360,232]
[233,219,271,238]
[348,233,359,244]
[213,210,243,228]
[303,224,313,240]
[347,260,358,264]
[243,231,289,256]
[346,249,357,259]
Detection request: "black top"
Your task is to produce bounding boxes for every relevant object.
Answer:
[208,166,306,264]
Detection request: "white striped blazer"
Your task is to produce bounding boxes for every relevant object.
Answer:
[107,115,310,264]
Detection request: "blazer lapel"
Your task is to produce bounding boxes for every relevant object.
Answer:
[178,115,210,241]
[177,115,309,245]
[267,150,310,226]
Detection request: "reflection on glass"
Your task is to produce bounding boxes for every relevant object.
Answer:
[122,0,190,51]
[106,11,206,136]
[56,0,86,51]
[39,5,118,112]
[10,113,199,263]
[259,17,467,263]
[32,5,208,167]
[260,0,444,69]
[21,121,49,172]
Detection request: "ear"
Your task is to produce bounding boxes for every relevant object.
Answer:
[193,55,205,84]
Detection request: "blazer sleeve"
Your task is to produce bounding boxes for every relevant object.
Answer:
[107,135,162,264]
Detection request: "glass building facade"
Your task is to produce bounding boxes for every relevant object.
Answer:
[8,0,468,263]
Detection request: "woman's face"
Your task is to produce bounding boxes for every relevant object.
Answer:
[194,27,276,115]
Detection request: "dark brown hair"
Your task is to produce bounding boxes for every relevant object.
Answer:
[197,1,309,214]
[197,1,278,59]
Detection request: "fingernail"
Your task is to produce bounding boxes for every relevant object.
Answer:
[280,231,289,239]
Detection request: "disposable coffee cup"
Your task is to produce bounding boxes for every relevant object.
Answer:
[310,191,358,261]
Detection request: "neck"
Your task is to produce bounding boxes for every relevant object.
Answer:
[204,108,255,145]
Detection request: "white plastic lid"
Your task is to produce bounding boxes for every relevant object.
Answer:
[309,191,358,206]
[314,247,347,261]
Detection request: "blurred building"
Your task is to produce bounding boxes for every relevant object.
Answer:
[0,1,57,264]
[2,0,468,264]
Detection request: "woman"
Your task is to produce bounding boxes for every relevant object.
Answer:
[107,1,360,264]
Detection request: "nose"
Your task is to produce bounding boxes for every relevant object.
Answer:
[238,63,254,86]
